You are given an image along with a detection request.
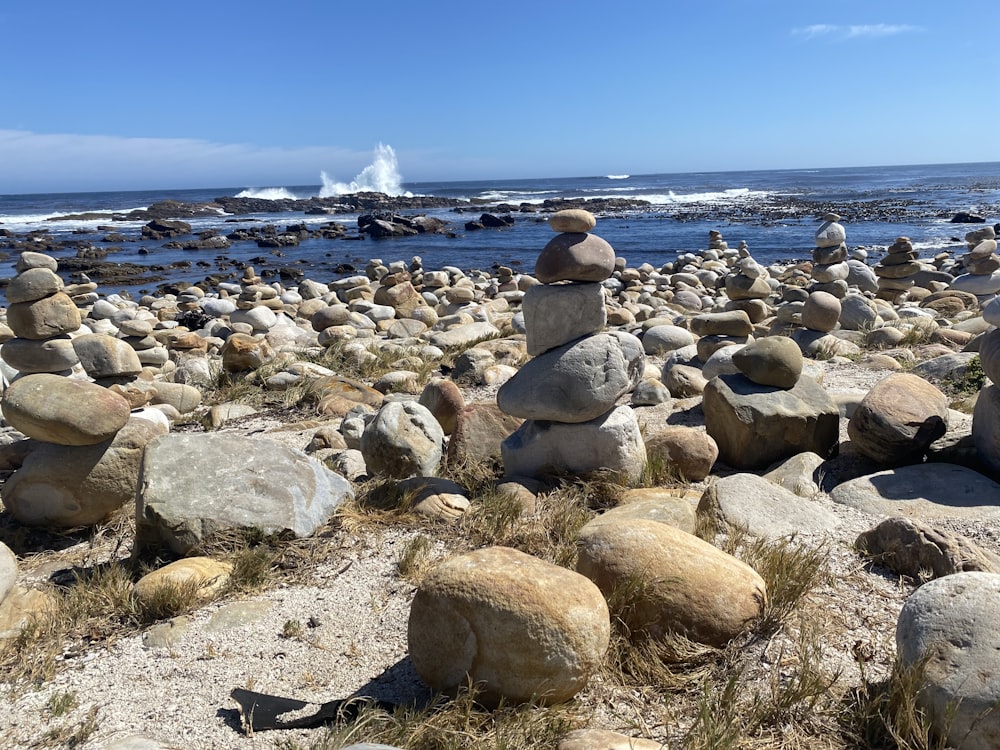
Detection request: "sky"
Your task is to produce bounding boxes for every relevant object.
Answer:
[2,0,999,193]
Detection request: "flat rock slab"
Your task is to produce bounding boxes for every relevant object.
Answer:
[830,463,1000,520]
[136,433,353,554]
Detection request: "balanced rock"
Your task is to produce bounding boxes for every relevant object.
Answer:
[6,292,82,340]
[576,519,766,647]
[521,282,607,356]
[896,572,1000,749]
[535,233,616,284]
[847,373,949,464]
[360,400,444,478]
[497,331,644,423]
[72,333,143,379]
[136,433,353,554]
[800,291,841,333]
[6,267,64,304]
[548,209,597,234]
[732,336,803,389]
[0,336,79,374]
[417,378,465,436]
[2,374,131,446]
[408,546,610,706]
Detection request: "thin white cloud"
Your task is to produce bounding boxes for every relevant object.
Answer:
[792,23,921,40]
[0,130,380,193]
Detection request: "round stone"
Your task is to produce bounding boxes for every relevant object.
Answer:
[535,233,616,283]
[800,291,842,332]
[732,336,804,389]
[408,546,609,706]
[6,292,82,340]
[548,209,597,234]
[1,373,131,446]
[6,267,64,304]
[896,572,1000,749]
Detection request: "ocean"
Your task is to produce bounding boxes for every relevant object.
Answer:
[1,158,999,300]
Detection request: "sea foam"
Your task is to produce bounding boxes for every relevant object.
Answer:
[235,187,299,200]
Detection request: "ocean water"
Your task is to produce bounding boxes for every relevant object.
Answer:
[1,156,999,299]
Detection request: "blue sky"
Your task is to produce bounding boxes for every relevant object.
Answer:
[2,0,998,193]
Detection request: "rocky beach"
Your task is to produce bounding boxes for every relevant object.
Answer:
[1,199,1000,750]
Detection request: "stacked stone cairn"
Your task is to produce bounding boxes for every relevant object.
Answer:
[874,236,922,303]
[951,226,1000,299]
[498,209,647,484]
[811,212,851,298]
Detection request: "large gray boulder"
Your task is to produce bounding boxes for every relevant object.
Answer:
[897,572,1000,749]
[408,546,610,706]
[136,433,353,554]
[703,373,840,470]
[497,331,644,423]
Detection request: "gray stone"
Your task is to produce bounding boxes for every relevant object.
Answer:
[535,232,616,283]
[501,405,646,483]
[427,322,501,350]
[497,331,644,423]
[896,572,1000,749]
[522,282,607,355]
[690,310,753,337]
[801,291,841,332]
[972,384,1000,479]
[641,325,695,355]
[830,463,1000,520]
[763,451,825,497]
[631,378,672,406]
[72,333,143,379]
[360,400,444,478]
[839,294,880,331]
[136,433,353,554]
[703,373,840,470]
[698,473,839,540]
[6,267,64,304]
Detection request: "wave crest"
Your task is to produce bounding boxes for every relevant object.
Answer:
[235,187,298,200]
[319,143,412,198]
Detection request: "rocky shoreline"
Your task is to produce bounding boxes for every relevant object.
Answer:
[0,208,999,749]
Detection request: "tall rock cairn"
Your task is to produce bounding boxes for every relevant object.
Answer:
[498,209,647,484]
[874,236,921,303]
[811,213,850,298]
[951,226,1000,299]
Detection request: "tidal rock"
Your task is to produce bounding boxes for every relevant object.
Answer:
[703,373,840,470]
[1,373,131,446]
[408,546,610,706]
[497,331,644,423]
[896,572,1000,749]
[847,373,949,464]
[576,519,766,647]
[72,333,143,379]
[2,418,167,527]
[501,405,646,483]
[136,433,353,554]
[360,400,444,478]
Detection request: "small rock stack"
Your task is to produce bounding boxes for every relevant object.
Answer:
[951,226,1000,299]
[724,255,772,303]
[230,266,280,332]
[499,209,647,484]
[811,213,850,297]
[874,237,921,303]
[1,252,83,377]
